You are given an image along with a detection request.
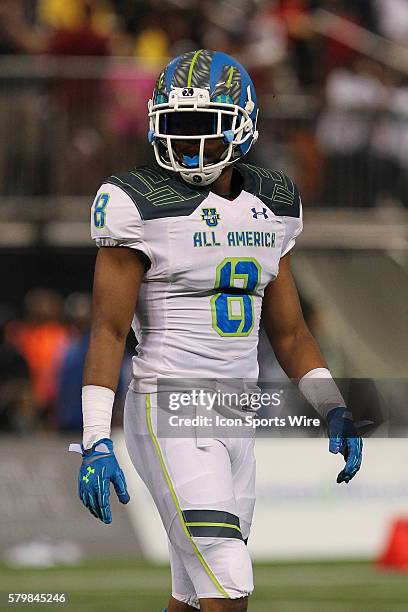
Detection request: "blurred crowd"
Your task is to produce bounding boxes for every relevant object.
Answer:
[0,0,406,205]
[0,288,132,435]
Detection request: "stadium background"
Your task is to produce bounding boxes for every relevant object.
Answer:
[0,1,407,610]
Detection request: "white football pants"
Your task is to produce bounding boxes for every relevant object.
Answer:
[124,388,256,608]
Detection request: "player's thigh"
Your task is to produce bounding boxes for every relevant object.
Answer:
[124,390,253,599]
[230,436,256,542]
[124,389,237,529]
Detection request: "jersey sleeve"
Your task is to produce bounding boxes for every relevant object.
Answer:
[90,183,153,261]
[281,196,303,257]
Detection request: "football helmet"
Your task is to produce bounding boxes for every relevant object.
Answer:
[148,50,259,186]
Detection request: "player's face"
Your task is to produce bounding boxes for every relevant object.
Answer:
[173,138,228,163]
[160,110,231,164]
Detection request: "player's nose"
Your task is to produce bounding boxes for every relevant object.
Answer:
[177,141,199,155]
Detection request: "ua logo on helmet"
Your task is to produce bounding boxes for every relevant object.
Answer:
[251,207,268,219]
[182,87,194,96]
[193,175,202,183]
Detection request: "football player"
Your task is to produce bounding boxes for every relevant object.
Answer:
[75,50,363,611]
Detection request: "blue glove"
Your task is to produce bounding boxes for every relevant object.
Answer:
[327,407,363,484]
[76,438,130,524]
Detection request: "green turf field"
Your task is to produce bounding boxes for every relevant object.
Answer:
[1,559,408,612]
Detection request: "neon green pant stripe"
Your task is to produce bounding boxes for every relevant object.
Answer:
[187,49,203,87]
[145,393,229,598]
[186,522,242,533]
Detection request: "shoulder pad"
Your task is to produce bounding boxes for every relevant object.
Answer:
[104,166,209,220]
[238,163,301,218]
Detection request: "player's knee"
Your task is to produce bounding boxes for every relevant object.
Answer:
[170,593,200,610]
[231,597,248,612]
[168,514,253,599]
[198,538,254,599]
[199,595,248,611]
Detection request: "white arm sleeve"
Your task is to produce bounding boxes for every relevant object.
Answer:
[281,197,303,257]
[91,183,153,262]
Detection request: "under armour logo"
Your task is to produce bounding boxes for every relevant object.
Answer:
[82,466,95,484]
[251,207,268,219]
[182,87,194,96]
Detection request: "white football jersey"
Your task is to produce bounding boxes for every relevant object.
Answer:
[91,164,302,391]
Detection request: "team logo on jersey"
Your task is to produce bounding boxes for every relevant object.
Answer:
[201,208,220,227]
[251,207,268,219]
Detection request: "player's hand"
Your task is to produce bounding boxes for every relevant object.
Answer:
[327,407,363,484]
[77,438,130,524]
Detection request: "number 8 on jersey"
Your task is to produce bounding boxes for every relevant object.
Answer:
[211,258,261,337]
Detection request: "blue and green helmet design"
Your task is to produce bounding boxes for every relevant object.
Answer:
[152,49,258,158]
